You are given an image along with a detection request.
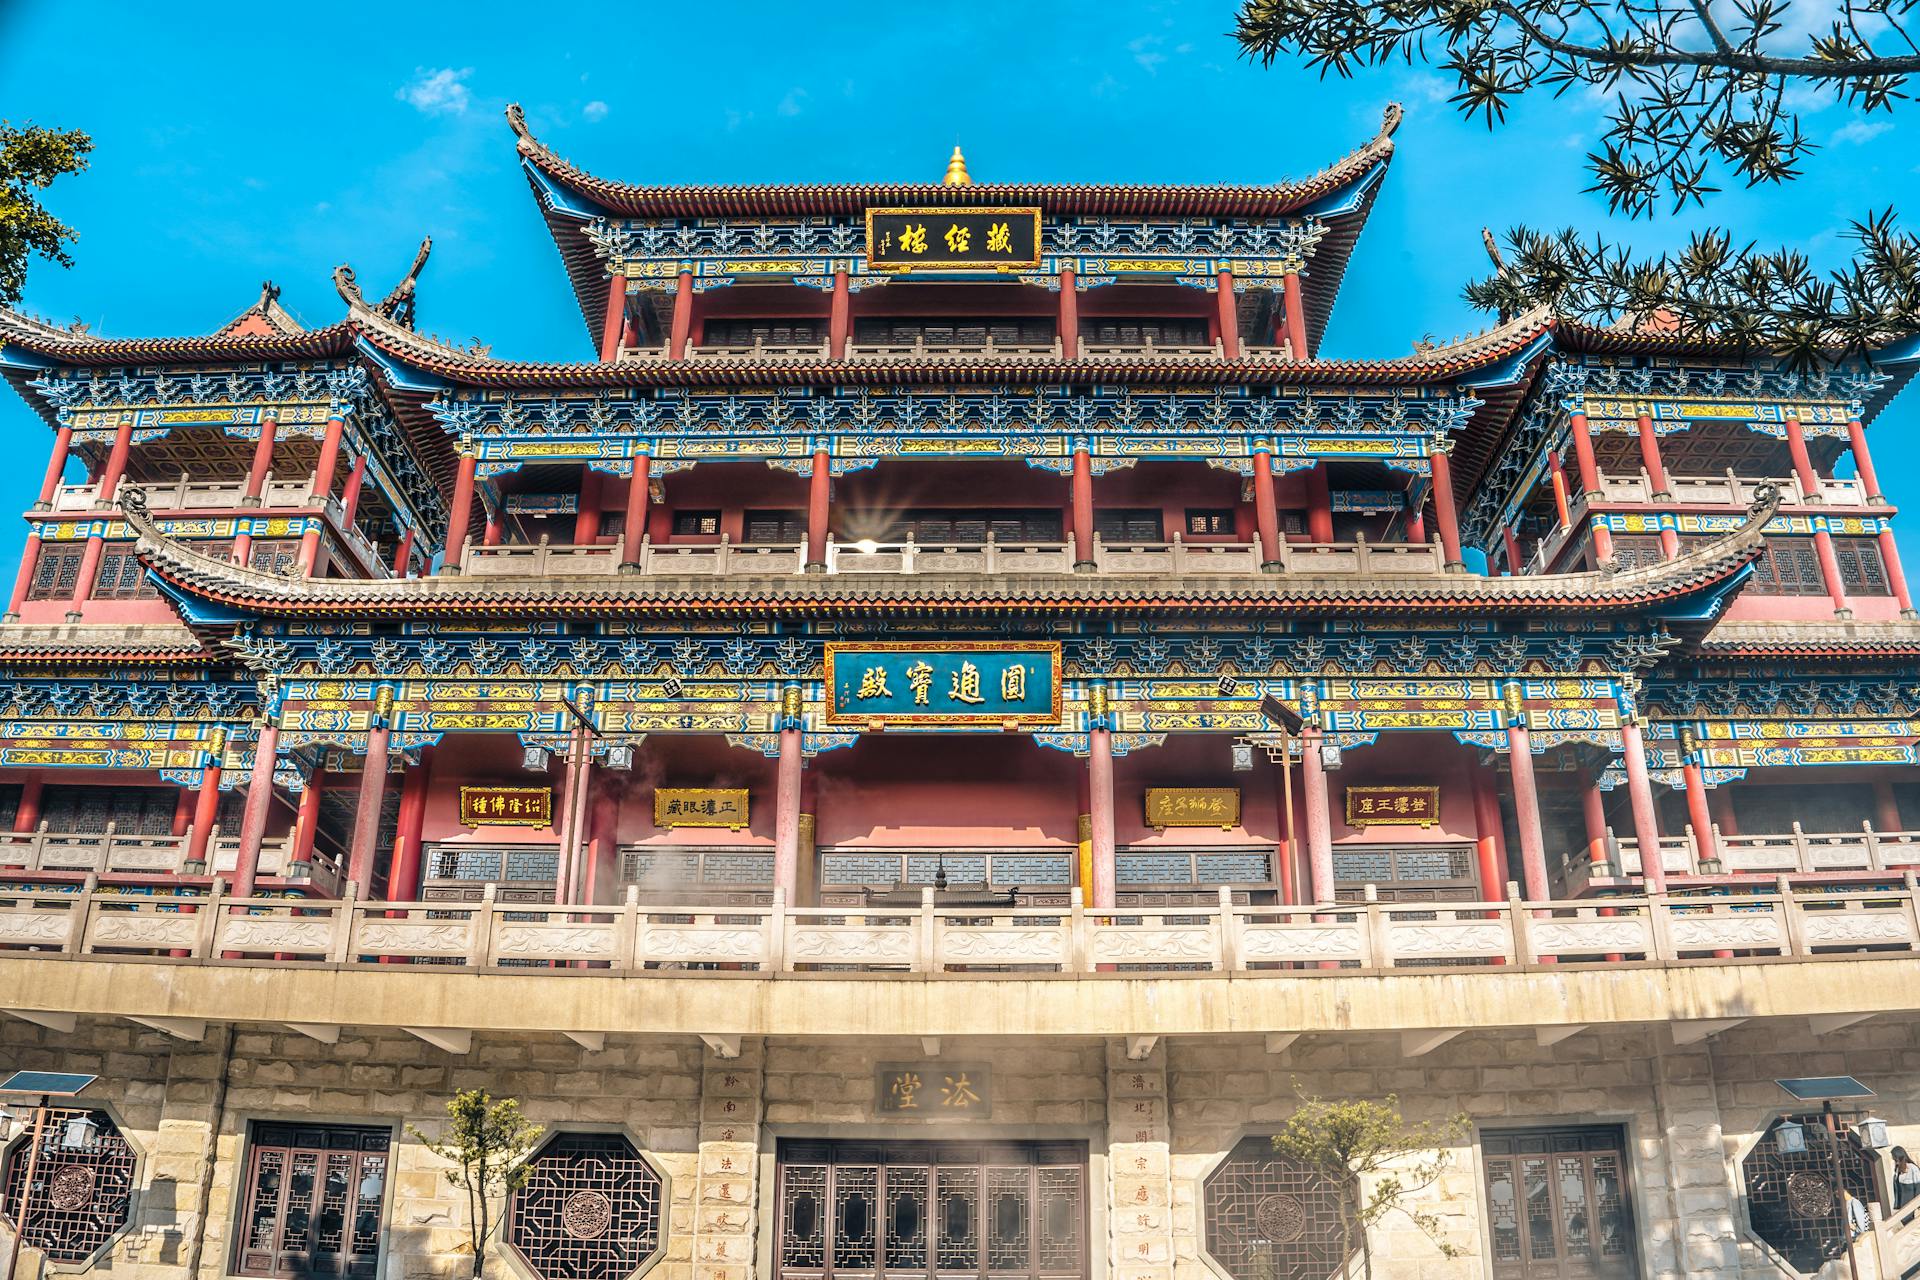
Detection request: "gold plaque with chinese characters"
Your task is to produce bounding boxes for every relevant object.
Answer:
[653,788,750,830]
[1343,785,1441,828]
[1144,787,1241,830]
[458,786,553,828]
[876,1063,992,1117]
[866,208,1041,271]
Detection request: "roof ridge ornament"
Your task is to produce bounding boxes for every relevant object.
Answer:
[943,146,971,187]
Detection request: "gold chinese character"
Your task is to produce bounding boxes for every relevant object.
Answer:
[898,223,928,254]
[944,223,970,253]
[1001,663,1027,701]
[906,661,934,706]
[1393,794,1411,813]
[949,661,985,705]
[889,1071,922,1109]
[856,666,893,700]
[941,1072,980,1108]
[986,222,1012,253]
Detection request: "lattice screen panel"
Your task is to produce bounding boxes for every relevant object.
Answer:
[1202,1136,1357,1280]
[506,1132,664,1280]
[0,1108,138,1264]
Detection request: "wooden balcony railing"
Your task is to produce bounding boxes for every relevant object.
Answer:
[5,878,1919,972]
[1589,469,1871,508]
[1571,822,1920,891]
[42,471,320,514]
[0,823,340,891]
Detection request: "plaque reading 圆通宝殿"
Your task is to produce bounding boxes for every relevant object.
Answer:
[1144,787,1242,830]
[825,642,1061,726]
[459,786,554,828]
[865,207,1041,271]
[653,788,749,830]
[1343,785,1441,828]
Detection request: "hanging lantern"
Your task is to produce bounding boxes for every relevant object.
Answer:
[522,746,551,772]
[1319,740,1343,770]
[1230,741,1255,773]
[1775,1118,1807,1155]
[605,743,634,771]
[60,1112,99,1149]
[1855,1116,1889,1150]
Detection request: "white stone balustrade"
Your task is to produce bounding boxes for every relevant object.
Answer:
[1589,469,1870,508]
[4,877,1917,972]
[1592,822,1920,885]
[0,822,328,887]
[41,471,320,514]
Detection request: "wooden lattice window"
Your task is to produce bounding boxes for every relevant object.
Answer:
[704,319,826,348]
[1743,1112,1879,1276]
[1482,1126,1639,1279]
[1599,535,1666,571]
[745,510,806,545]
[1094,509,1164,543]
[1201,1136,1357,1280]
[233,1123,390,1279]
[0,1108,138,1264]
[42,785,177,836]
[247,540,303,577]
[1833,537,1891,595]
[775,1140,1086,1280]
[506,1132,664,1280]
[1080,317,1209,347]
[26,544,85,600]
[92,545,158,599]
[1752,538,1828,595]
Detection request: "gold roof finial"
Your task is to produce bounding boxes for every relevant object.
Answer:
[942,145,972,186]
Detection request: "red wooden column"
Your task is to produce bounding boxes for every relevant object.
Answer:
[1568,411,1601,497]
[805,447,831,572]
[66,419,134,617]
[1635,411,1670,498]
[1299,728,1335,905]
[1848,418,1884,501]
[345,688,395,892]
[233,720,281,898]
[7,533,43,619]
[1075,768,1094,901]
[621,453,651,569]
[35,425,72,509]
[773,687,804,904]
[1580,780,1610,877]
[338,454,369,537]
[12,775,42,835]
[183,729,227,871]
[1428,445,1464,569]
[483,511,503,547]
[387,751,433,902]
[1215,270,1240,359]
[1812,526,1853,617]
[1619,719,1666,893]
[1548,451,1572,531]
[669,270,694,360]
[1470,763,1508,902]
[1250,448,1281,568]
[1784,416,1820,499]
[300,414,347,577]
[391,528,415,577]
[442,452,477,574]
[1874,778,1904,833]
[1505,688,1550,899]
[1305,464,1334,544]
[598,274,628,362]
[1086,686,1116,909]
[828,271,850,360]
[1680,731,1721,869]
[1057,266,1079,359]
[1880,526,1916,616]
[1281,271,1309,360]
[573,468,603,544]
[1070,445,1095,569]
[1502,528,1524,576]
[243,417,277,504]
[290,768,325,870]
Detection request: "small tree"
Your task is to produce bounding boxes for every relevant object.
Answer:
[1270,1092,1468,1279]
[409,1090,543,1278]
[0,120,92,304]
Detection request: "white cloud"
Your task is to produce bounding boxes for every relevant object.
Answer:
[396,67,473,116]
[778,88,808,117]
[583,100,609,123]
[1129,35,1166,73]
[1833,119,1894,145]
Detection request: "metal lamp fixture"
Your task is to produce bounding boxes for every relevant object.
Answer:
[605,743,634,771]
[1855,1116,1890,1150]
[1230,741,1255,773]
[1319,740,1343,770]
[1774,1118,1807,1154]
[522,746,551,772]
[60,1112,100,1149]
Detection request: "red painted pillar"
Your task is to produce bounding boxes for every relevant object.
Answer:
[1784,417,1819,499]
[1874,778,1904,833]
[598,274,628,362]
[1406,492,1426,545]
[97,420,133,503]
[65,535,106,619]
[184,739,226,870]
[68,420,134,615]
[391,527,414,577]
[172,788,192,838]
[1620,720,1666,893]
[387,751,432,902]
[243,418,277,504]
[313,414,346,500]
[1300,729,1334,905]
[1281,271,1309,360]
[1305,464,1334,544]
[1502,528,1524,576]
[774,724,803,904]
[1581,779,1609,874]
[1812,528,1852,616]
[1087,726,1116,909]
[291,768,325,868]
[233,722,280,898]
[1506,712,1550,899]
[669,270,694,361]
[1848,419,1884,501]
[7,534,42,618]
[232,530,254,567]
[1471,763,1508,901]
[622,454,651,568]
[1251,448,1281,567]
[805,449,831,571]
[346,722,392,893]
[339,454,368,530]
[1657,526,1681,561]
[1708,785,1739,838]
[1215,270,1239,359]
[1682,761,1720,869]
[483,512,503,547]
[828,270,850,360]
[1429,447,1464,568]
[1548,451,1572,531]
[1878,528,1916,615]
[443,452,477,573]
[35,426,72,508]
[1058,266,1079,359]
[573,468,603,544]
[1071,445,1095,568]
[12,776,42,835]
[296,525,323,578]
[1592,524,1615,566]
[1569,411,1601,497]
[1273,753,1297,906]
[1635,412,1670,498]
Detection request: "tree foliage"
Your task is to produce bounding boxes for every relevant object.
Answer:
[1467,211,1920,367]
[0,121,91,306]
[1234,0,1920,217]
[408,1091,543,1278]
[1270,1092,1468,1278]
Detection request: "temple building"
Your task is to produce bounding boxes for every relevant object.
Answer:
[2,103,1920,1280]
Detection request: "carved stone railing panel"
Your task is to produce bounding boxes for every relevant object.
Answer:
[84,910,201,951]
[785,924,916,966]
[349,914,476,958]
[0,906,76,948]
[1530,915,1653,957]
[635,920,769,966]
[1237,922,1366,964]
[1383,918,1513,962]
[1088,925,1218,967]
[933,924,1069,969]
[214,913,337,957]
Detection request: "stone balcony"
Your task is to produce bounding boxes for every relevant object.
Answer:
[0,823,341,892]
[457,532,1449,578]
[40,472,321,514]
[1588,469,1875,508]
[1566,822,1920,892]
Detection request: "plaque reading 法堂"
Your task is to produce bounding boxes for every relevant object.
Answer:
[876,1063,992,1116]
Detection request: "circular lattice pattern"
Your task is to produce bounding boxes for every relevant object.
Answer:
[562,1190,613,1240]
[1253,1193,1308,1243]
[47,1165,96,1211]
[1786,1172,1834,1219]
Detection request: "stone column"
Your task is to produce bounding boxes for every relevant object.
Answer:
[692,1039,764,1280]
[1649,1046,1743,1278]
[1106,1038,1174,1280]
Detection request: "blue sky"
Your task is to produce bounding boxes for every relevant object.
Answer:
[2,0,1916,563]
